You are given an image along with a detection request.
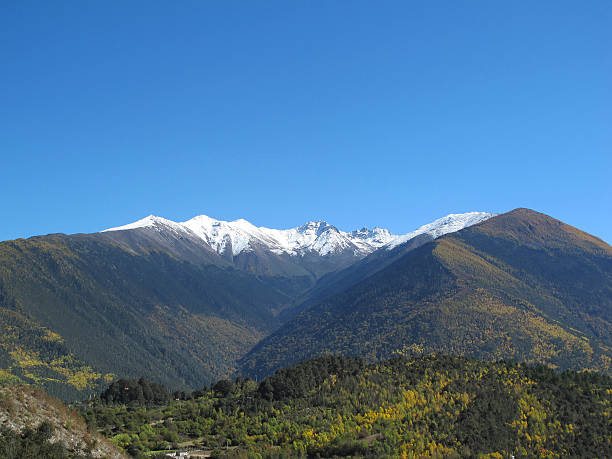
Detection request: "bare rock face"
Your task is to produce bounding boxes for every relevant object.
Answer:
[0,384,127,458]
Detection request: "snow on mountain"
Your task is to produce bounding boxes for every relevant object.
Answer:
[384,212,494,250]
[102,211,493,257]
[350,227,395,252]
[181,215,279,256]
[103,215,190,236]
[103,215,395,257]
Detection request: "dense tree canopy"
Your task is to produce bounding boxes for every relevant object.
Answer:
[83,355,612,458]
[100,377,170,406]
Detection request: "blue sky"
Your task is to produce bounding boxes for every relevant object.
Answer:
[1,1,611,243]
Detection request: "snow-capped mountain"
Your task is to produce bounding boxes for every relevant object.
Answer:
[103,211,494,259]
[385,212,494,250]
[103,215,398,258]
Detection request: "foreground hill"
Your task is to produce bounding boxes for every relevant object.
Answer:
[0,383,127,458]
[241,209,612,378]
[84,355,612,458]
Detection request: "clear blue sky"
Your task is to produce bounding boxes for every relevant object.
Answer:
[1,1,611,243]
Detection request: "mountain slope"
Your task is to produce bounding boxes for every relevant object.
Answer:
[280,212,493,319]
[240,209,612,379]
[102,212,492,283]
[0,384,127,458]
[101,214,399,286]
[0,233,289,398]
[0,210,494,399]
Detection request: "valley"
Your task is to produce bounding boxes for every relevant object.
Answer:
[0,210,497,399]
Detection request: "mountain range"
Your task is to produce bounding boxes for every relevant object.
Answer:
[104,214,397,258]
[240,209,612,378]
[101,211,492,279]
[1,208,610,400]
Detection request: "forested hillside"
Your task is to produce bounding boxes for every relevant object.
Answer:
[82,355,612,458]
[2,208,611,402]
[0,233,293,398]
[241,209,612,378]
[281,232,435,321]
[0,307,114,401]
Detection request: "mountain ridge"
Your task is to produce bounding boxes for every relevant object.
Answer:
[239,208,612,379]
[5,207,609,401]
[102,211,493,258]
[103,214,396,258]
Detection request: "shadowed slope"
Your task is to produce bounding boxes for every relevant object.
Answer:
[0,233,289,398]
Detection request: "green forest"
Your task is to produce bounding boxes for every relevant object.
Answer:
[0,233,296,398]
[80,355,612,458]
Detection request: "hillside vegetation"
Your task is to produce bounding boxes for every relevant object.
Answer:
[2,208,611,401]
[241,209,612,378]
[82,355,612,458]
[0,383,127,458]
[0,233,289,398]
[0,307,116,401]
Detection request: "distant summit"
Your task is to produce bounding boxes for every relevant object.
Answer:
[103,211,494,258]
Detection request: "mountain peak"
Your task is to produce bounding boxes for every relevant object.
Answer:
[102,211,494,258]
[102,215,182,232]
[475,208,611,254]
[296,220,335,236]
[385,211,494,250]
